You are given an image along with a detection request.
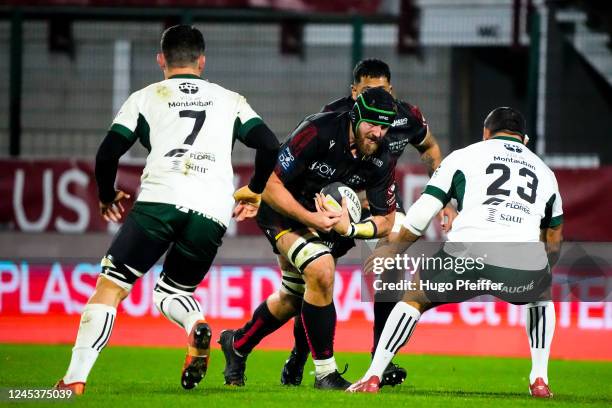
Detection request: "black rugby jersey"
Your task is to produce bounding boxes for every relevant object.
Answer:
[263,111,397,217]
[322,95,428,157]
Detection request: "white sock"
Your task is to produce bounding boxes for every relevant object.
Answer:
[314,356,337,379]
[153,290,204,334]
[526,301,555,384]
[63,303,116,384]
[365,302,421,379]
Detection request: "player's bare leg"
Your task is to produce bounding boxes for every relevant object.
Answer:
[55,275,128,395]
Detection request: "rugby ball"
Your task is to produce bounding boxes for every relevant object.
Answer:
[320,182,362,223]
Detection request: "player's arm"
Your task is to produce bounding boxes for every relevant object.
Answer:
[232,122,280,220]
[262,122,341,232]
[95,93,141,222]
[540,186,564,268]
[540,224,563,268]
[393,152,459,247]
[405,102,457,231]
[231,97,280,220]
[414,129,441,176]
[264,172,340,233]
[321,191,395,239]
[333,156,398,239]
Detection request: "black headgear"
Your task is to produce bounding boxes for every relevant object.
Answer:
[350,87,396,132]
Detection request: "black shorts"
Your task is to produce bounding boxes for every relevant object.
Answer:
[103,201,226,289]
[256,202,355,259]
[418,249,552,304]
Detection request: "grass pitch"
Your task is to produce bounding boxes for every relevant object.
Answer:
[0,344,610,407]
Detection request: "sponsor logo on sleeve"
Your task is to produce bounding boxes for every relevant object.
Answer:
[279,146,295,170]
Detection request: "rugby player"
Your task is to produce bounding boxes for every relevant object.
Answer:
[219,87,398,390]
[54,25,279,394]
[282,58,456,388]
[348,107,563,398]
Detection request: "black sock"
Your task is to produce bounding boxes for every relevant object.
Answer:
[233,301,283,355]
[373,301,397,353]
[292,315,310,358]
[301,301,336,360]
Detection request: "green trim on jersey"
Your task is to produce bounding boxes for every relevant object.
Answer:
[450,170,466,211]
[423,170,465,210]
[168,74,202,80]
[233,117,264,145]
[540,194,563,228]
[110,123,137,142]
[423,185,448,205]
[135,114,151,152]
[549,215,563,227]
[491,136,523,143]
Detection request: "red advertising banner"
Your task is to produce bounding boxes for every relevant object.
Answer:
[1,159,611,240]
[0,261,610,360]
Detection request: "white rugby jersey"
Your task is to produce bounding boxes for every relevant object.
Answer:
[110,74,263,227]
[423,136,563,242]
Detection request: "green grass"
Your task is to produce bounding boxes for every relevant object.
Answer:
[0,344,610,407]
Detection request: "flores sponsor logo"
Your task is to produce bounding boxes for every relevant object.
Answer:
[338,186,362,222]
[179,82,199,94]
[279,146,294,170]
[505,201,530,214]
[309,161,336,177]
[189,151,216,162]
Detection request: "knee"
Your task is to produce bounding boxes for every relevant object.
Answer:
[92,275,130,306]
[304,259,335,295]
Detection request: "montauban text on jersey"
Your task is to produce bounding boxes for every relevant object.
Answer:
[168,100,213,108]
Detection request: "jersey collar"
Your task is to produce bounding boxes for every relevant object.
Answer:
[491,135,523,143]
[168,74,202,80]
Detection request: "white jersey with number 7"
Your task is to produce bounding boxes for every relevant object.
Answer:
[109,74,263,227]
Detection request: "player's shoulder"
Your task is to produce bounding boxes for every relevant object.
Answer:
[321,96,353,113]
[394,98,427,126]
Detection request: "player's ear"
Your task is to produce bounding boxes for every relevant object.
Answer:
[156,53,166,70]
[351,84,358,100]
[482,127,490,141]
[198,55,206,73]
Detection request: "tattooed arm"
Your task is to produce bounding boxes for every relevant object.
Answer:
[414,129,442,176]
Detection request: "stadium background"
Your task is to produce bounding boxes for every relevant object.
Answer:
[0,0,611,382]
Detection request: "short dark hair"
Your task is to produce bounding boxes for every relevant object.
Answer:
[352,58,391,84]
[484,107,527,138]
[160,25,205,67]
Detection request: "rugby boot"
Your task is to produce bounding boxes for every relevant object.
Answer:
[529,377,553,398]
[181,320,211,389]
[280,348,308,386]
[53,379,85,395]
[314,370,351,390]
[218,329,247,386]
[379,362,407,387]
[346,375,380,393]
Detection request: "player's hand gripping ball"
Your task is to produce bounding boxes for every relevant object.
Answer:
[320,182,362,223]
